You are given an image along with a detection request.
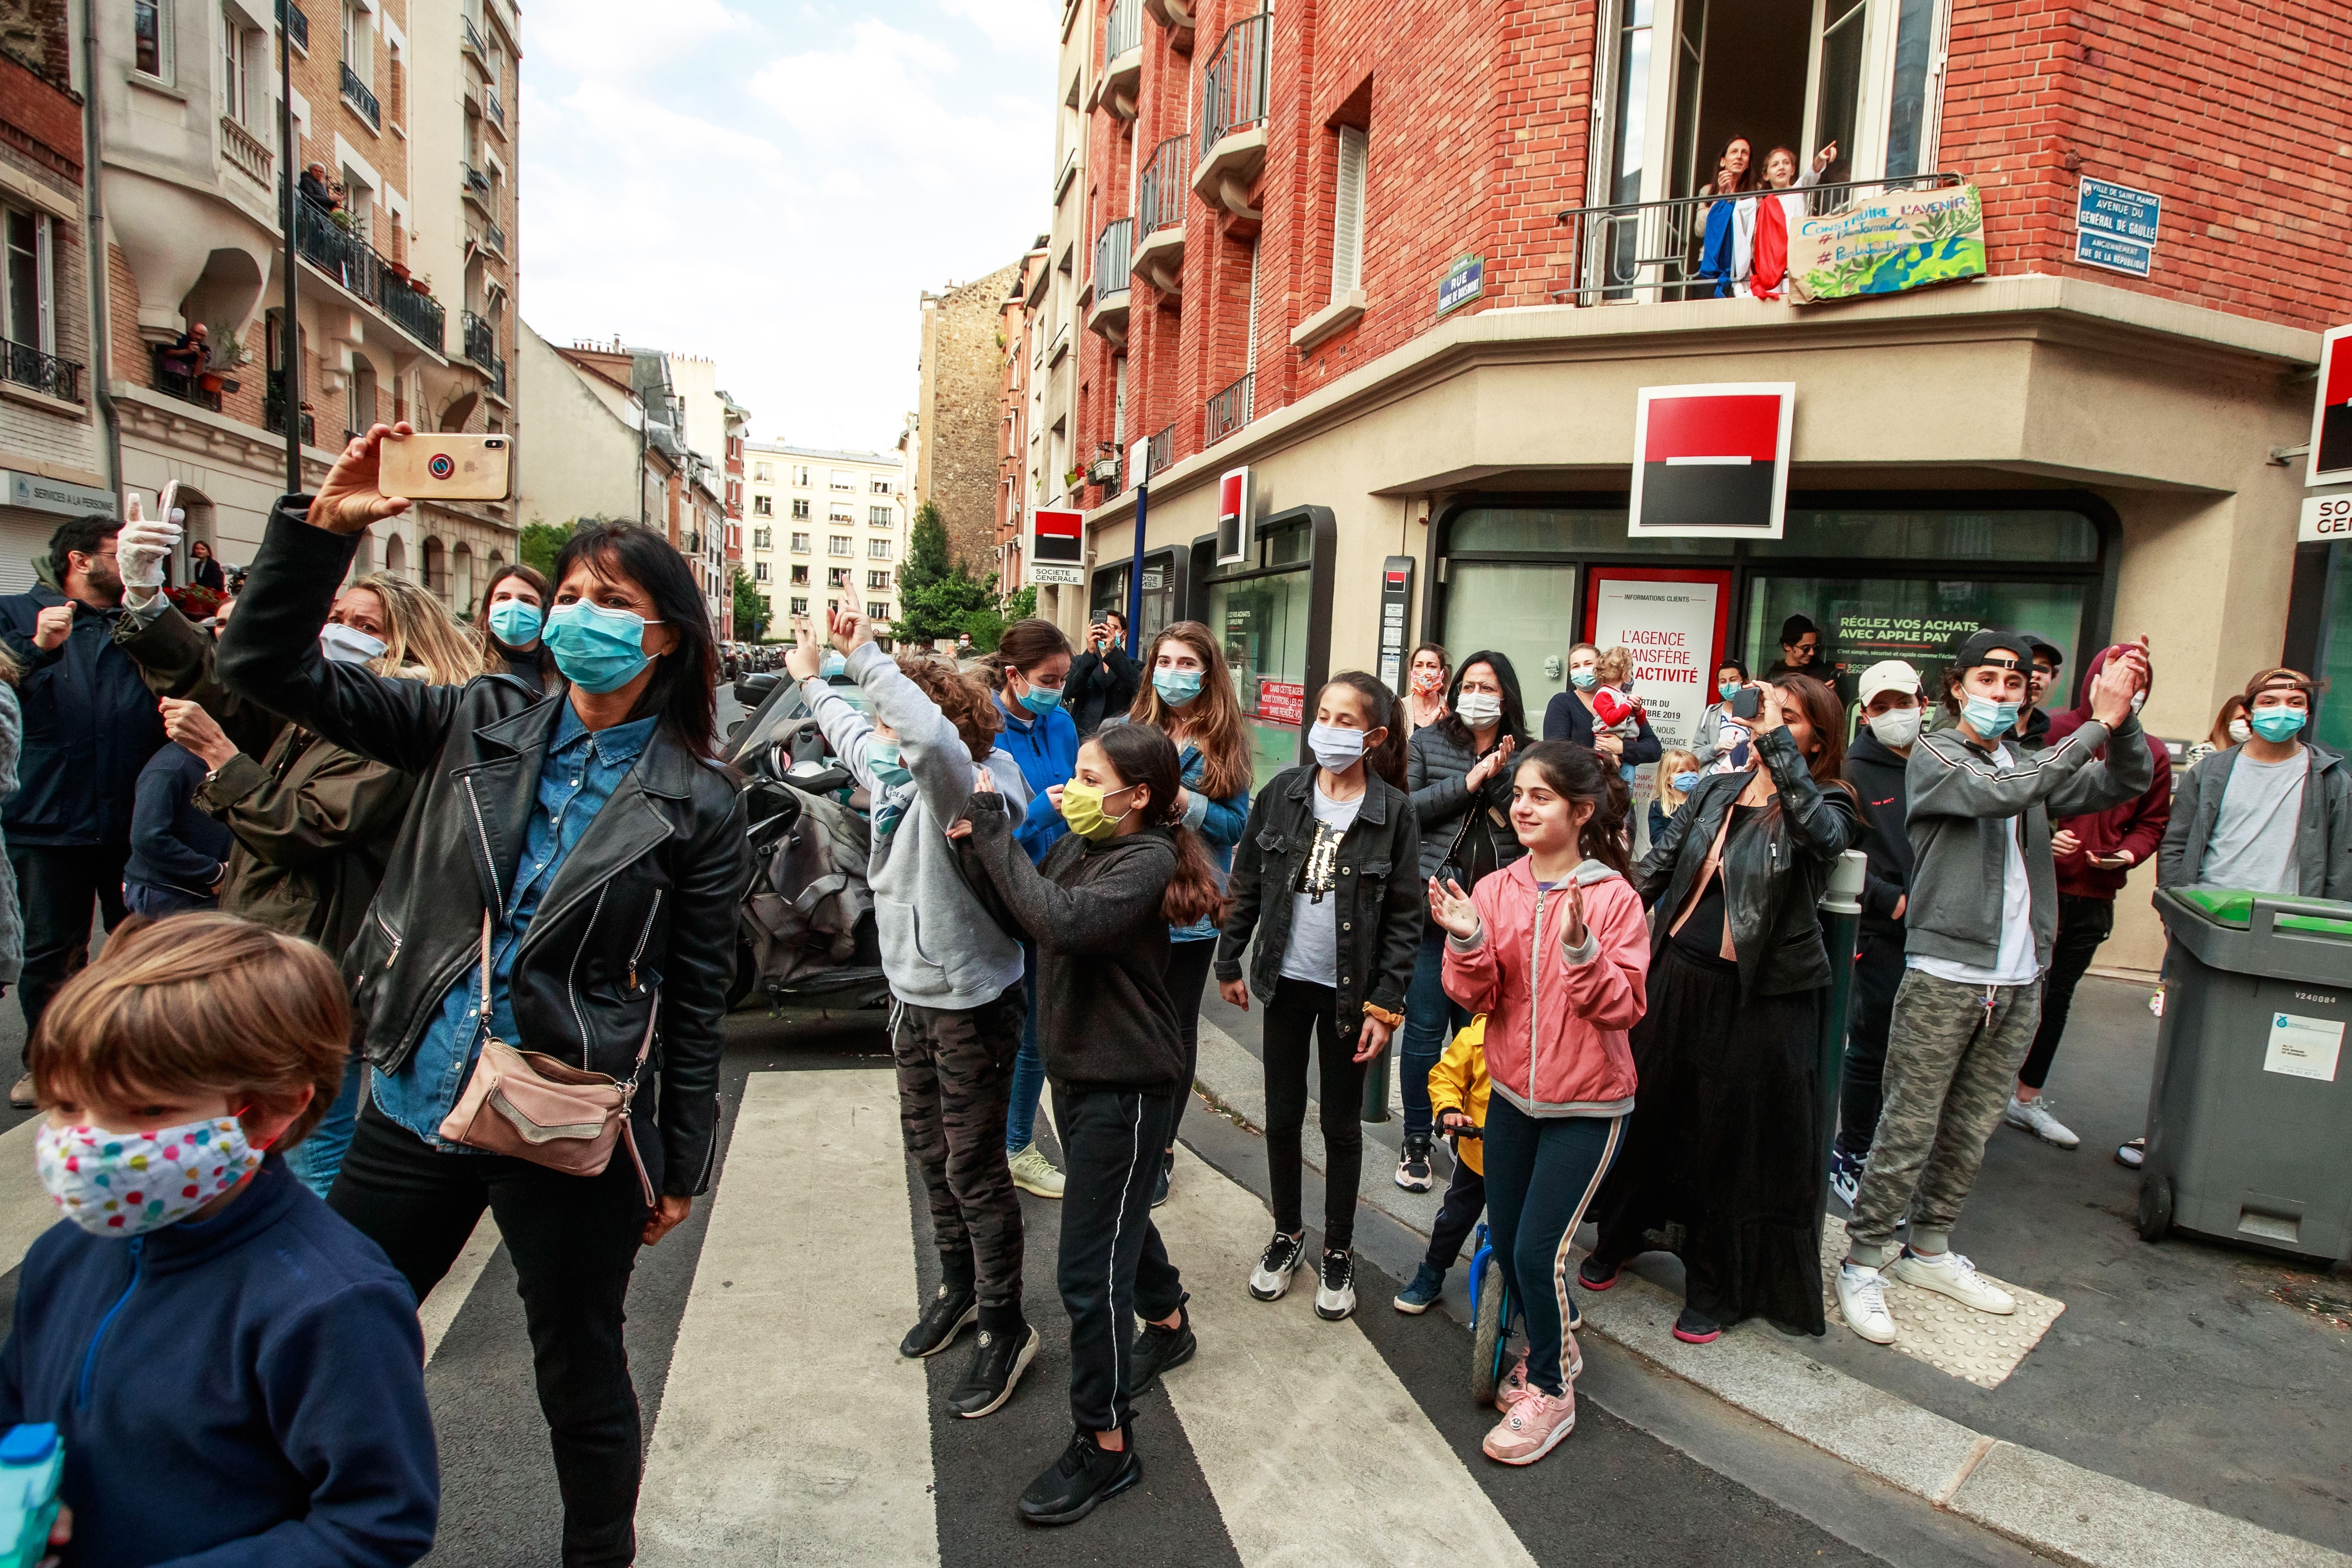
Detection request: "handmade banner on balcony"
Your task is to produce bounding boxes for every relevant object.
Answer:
[1628,383,1794,539]
[1787,184,1985,304]
[1028,507,1086,586]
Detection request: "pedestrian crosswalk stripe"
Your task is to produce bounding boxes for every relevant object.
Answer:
[634,1070,939,1568]
[1152,1144,1540,1568]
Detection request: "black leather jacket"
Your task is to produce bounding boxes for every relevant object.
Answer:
[1638,725,1859,998]
[1215,763,1422,1039]
[219,503,751,1197]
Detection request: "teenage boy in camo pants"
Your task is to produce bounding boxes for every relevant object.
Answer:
[1835,630,2151,1348]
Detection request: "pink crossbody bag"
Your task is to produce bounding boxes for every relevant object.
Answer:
[438,913,656,1205]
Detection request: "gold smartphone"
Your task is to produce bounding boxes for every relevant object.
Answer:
[379,433,513,502]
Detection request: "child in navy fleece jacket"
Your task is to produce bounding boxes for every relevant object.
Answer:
[0,911,437,1567]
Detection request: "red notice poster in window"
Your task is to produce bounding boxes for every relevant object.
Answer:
[1258,680,1305,726]
[1584,570,1732,751]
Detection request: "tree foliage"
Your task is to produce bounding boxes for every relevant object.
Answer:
[519,521,575,579]
[1002,585,1037,622]
[901,501,951,592]
[731,568,769,641]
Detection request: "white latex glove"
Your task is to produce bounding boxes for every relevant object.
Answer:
[116,494,182,591]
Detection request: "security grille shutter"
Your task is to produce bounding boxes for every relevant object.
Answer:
[1332,126,1367,295]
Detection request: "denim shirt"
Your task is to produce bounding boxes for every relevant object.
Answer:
[1172,742,1249,942]
[370,707,662,1146]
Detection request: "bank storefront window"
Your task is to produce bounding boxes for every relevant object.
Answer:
[2317,546,2352,754]
[1444,564,1584,712]
[1090,548,1180,643]
[1745,576,2091,704]
[1207,519,1315,791]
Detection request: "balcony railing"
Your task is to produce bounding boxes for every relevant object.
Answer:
[481,218,507,257]
[463,310,496,370]
[1143,424,1173,481]
[1137,135,1189,239]
[1104,0,1142,66]
[1198,12,1270,159]
[1093,217,1132,295]
[484,86,505,129]
[295,195,447,350]
[2,338,82,402]
[1548,172,1964,304]
[462,162,492,205]
[489,356,507,400]
[151,344,222,412]
[219,115,272,186]
[278,0,307,52]
[461,12,485,55]
[340,62,380,128]
[1204,371,1253,445]
[265,374,316,445]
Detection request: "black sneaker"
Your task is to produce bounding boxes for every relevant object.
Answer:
[1018,1427,1142,1526]
[1248,1231,1307,1300]
[1576,1256,1620,1292]
[1314,1247,1357,1321]
[1395,1135,1434,1193]
[948,1322,1040,1418]
[1672,1305,1723,1344]
[1130,1296,1196,1396]
[1152,1148,1172,1209]
[899,1283,977,1358]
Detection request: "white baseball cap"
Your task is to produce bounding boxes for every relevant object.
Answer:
[1856,659,1922,706]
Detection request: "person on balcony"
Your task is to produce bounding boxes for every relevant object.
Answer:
[158,323,210,382]
[299,161,336,210]
[1749,142,1837,300]
[1695,137,1758,298]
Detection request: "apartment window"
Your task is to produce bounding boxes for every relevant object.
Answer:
[868,505,892,526]
[868,538,892,561]
[793,465,810,486]
[790,498,810,520]
[3,207,54,354]
[829,504,854,524]
[790,564,808,585]
[869,477,890,494]
[790,532,810,552]
[753,495,772,517]
[828,535,852,555]
[221,7,252,121]
[1331,125,1368,295]
[868,601,889,620]
[341,0,369,72]
[754,463,773,481]
[830,470,855,490]
[867,570,891,591]
[752,527,771,548]
[828,567,849,589]
[134,0,171,77]
[753,562,770,582]
[789,596,808,614]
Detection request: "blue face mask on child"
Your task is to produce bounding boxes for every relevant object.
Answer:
[487,599,543,648]
[818,650,846,679]
[1153,668,1203,706]
[544,602,664,694]
[868,740,913,788]
[1671,771,1701,793]
[1017,681,1064,717]
[1961,694,2021,738]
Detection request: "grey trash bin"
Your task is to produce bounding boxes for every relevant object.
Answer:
[2139,889,2352,1261]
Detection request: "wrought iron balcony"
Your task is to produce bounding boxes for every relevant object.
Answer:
[1089,218,1133,343]
[2,338,82,402]
[462,310,496,370]
[340,62,380,129]
[219,115,273,187]
[461,13,485,55]
[1132,134,1189,293]
[1194,12,1270,216]
[1548,172,1963,304]
[294,195,447,350]
[480,218,507,257]
[1101,0,1143,118]
[1143,424,1173,482]
[1204,371,1253,445]
[1103,0,1142,68]
[489,355,507,401]
[277,0,307,52]
[265,374,315,445]
[484,86,505,130]
[462,162,492,207]
[150,343,222,411]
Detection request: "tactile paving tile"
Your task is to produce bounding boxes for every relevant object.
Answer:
[1819,1217,2066,1388]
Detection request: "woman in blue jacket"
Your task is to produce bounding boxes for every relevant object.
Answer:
[985,619,1080,1198]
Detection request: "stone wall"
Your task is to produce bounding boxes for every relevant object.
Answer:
[916,260,1021,576]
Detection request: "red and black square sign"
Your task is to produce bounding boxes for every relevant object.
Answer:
[1629,383,1796,538]
[2308,326,2352,487]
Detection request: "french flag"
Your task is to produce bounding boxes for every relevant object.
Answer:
[1636,392,1784,533]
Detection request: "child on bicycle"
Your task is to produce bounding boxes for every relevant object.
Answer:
[1392,1014,1490,1315]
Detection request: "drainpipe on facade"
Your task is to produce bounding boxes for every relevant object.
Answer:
[79,0,120,501]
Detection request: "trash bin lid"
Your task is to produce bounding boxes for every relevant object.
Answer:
[2167,888,2352,934]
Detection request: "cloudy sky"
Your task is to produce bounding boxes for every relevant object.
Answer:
[519,0,1056,453]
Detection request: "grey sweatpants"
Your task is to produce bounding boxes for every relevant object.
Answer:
[1846,969,2044,1267]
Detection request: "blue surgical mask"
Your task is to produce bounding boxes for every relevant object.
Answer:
[1961,694,2020,738]
[818,650,846,679]
[1570,668,1597,691]
[868,739,913,788]
[1718,681,1740,701]
[1671,771,1701,794]
[1017,681,1064,717]
[319,623,387,666]
[2249,707,2308,743]
[1153,668,1203,706]
[544,601,664,694]
[487,599,542,647]
[1308,722,1368,772]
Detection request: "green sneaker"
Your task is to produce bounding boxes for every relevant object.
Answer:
[1008,1142,1065,1199]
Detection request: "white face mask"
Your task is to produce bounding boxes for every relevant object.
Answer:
[1455,691,1503,727]
[2227,717,2252,745]
[38,1117,262,1236]
[2130,690,2147,714]
[1308,721,1368,772]
[319,623,388,665]
[1867,706,1924,749]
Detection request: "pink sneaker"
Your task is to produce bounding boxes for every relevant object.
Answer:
[1492,1335,1584,1413]
[1483,1385,1576,1465]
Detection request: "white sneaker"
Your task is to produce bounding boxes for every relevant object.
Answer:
[2005,1094,2080,1149]
[1006,1143,1066,1198]
[1890,1248,2015,1315]
[1836,1261,1897,1345]
[1248,1231,1307,1301]
[1315,1248,1357,1321]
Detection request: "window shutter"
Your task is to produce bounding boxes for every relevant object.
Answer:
[1332,125,1367,296]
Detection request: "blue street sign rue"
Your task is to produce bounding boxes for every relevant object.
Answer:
[2075,229,2153,278]
[2077,176,2163,245]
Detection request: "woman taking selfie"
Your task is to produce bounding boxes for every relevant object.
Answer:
[1580,673,1856,1347]
[218,422,752,1568]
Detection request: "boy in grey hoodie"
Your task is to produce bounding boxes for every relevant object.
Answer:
[1836,629,2149,1348]
[788,609,1038,1419]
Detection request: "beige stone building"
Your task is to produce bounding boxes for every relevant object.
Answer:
[742,441,907,637]
[913,260,1022,575]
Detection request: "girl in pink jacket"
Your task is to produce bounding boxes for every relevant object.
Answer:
[1432,740,1649,1468]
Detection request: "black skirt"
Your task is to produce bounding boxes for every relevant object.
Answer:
[1588,944,1826,1335]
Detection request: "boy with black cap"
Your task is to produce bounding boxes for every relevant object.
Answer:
[1835,629,2150,1347]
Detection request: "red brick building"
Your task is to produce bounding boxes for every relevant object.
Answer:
[1060,0,2352,970]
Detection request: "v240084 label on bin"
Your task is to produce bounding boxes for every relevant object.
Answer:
[2264,1013,2344,1082]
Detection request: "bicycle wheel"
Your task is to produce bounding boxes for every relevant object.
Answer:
[1471,1252,1507,1408]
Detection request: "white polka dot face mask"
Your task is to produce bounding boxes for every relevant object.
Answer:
[36,1119,261,1236]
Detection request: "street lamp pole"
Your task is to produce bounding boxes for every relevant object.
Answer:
[276,3,301,494]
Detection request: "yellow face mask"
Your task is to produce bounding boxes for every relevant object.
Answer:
[1060,780,1138,841]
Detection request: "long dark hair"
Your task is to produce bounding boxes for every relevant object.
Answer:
[1437,650,1530,752]
[551,523,719,759]
[1511,740,1632,882]
[477,561,555,679]
[1712,135,1757,195]
[977,617,1072,692]
[1321,671,1406,790]
[1089,723,1229,927]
